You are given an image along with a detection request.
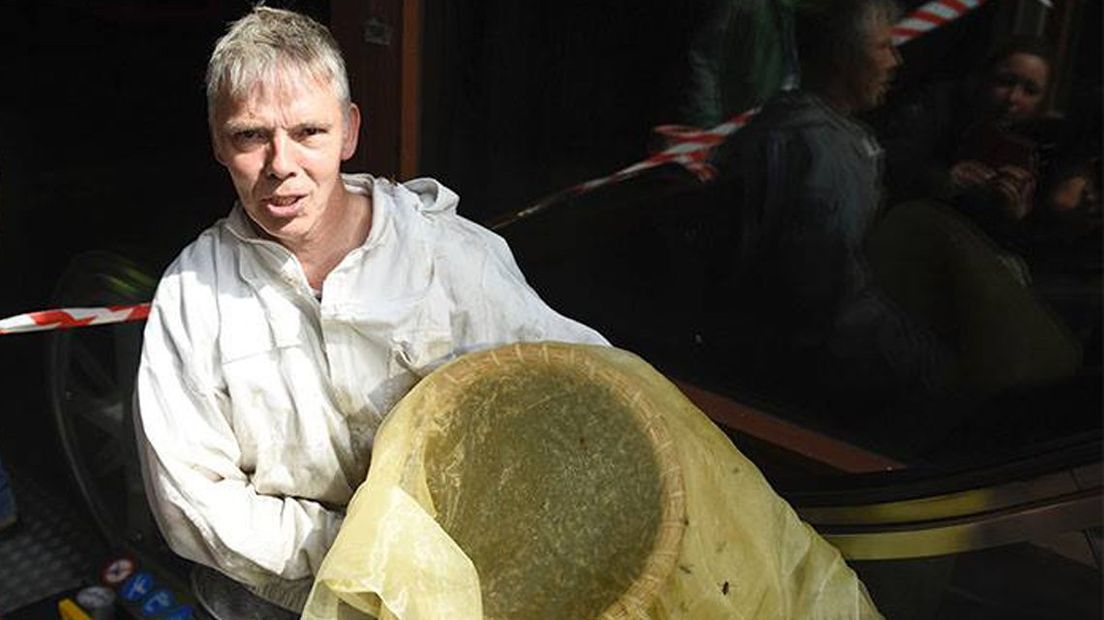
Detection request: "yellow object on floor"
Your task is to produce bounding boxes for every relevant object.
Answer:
[57,598,92,620]
[304,343,881,620]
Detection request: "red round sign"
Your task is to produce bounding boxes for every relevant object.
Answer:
[100,557,137,586]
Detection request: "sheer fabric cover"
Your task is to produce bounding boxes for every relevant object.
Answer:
[304,342,881,620]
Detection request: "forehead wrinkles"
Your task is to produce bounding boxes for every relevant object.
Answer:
[213,62,346,124]
[211,65,340,124]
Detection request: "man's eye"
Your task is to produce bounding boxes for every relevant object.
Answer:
[232,130,266,145]
[298,126,327,139]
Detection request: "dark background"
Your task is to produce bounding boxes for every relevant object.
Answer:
[0,0,1100,485]
[0,2,334,494]
[0,5,1098,618]
[0,1,251,486]
[0,0,699,485]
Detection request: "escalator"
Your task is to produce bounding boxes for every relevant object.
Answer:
[494,163,1102,617]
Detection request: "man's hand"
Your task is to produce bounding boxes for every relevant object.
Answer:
[951,160,1035,221]
[949,160,997,189]
[990,165,1035,220]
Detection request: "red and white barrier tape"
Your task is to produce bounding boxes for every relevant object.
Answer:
[0,304,151,336]
[490,108,759,228]
[495,0,988,228]
[891,0,988,45]
[0,0,988,336]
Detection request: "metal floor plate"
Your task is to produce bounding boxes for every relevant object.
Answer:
[0,466,107,614]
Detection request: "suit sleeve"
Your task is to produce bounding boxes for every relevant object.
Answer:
[133,263,344,591]
[440,220,609,349]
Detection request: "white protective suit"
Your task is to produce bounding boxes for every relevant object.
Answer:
[134,174,607,607]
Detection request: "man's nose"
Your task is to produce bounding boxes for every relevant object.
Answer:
[265,132,296,179]
[890,45,903,69]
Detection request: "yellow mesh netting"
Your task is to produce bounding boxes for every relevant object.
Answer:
[303,343,882,620]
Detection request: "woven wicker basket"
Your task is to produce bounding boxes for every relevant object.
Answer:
[416,342,687,620]
[307,342,882,620]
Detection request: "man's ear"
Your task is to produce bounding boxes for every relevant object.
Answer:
[341,103,361,161]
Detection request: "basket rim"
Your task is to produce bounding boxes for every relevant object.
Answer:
[422,341,687,619]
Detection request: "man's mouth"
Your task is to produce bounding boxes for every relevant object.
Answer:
[260,194,306,216]
[270,195,300,206]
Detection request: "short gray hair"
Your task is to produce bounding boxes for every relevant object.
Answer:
[205,6,350,123]
[795,0,902,88]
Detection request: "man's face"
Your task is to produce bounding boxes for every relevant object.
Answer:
[211,72,360,245]
[848,17,902,111]
[984,53,1049,123]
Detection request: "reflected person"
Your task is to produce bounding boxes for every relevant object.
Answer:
[680,0,800,128]
[880,37,1057,220]
[712,0,954,448]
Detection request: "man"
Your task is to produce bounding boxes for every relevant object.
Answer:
[712,0,953,444]
[134,6,605,612]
